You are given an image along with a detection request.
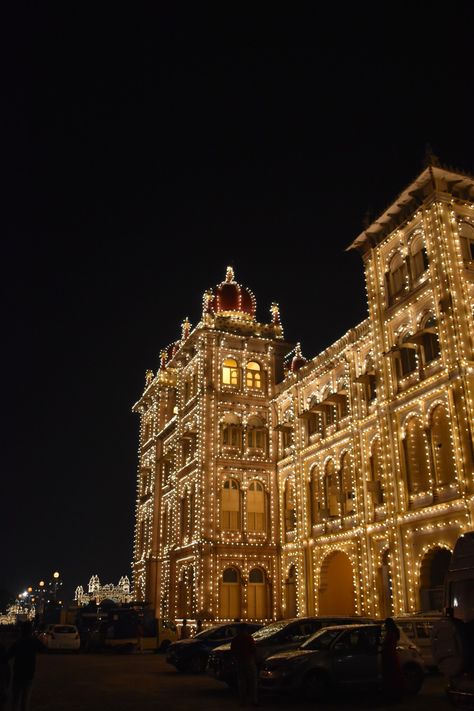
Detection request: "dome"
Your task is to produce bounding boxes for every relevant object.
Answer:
[290,343,307,373]
[206,267,256,319]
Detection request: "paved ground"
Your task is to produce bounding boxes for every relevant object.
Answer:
[28,652,451,711]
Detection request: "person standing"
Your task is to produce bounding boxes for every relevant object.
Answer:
[381,617,403,702]
[231,624,258,707]
[8,621,42,711]
[195,619,203,635]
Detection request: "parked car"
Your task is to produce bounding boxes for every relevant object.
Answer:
[259,623,425,700]
[41,624,81,651]
[393,614,441,668]
[166,622,261,673]
[207,616,375,685]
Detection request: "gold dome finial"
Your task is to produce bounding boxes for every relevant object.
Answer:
[181,317,191,340]
[225,266,235,283]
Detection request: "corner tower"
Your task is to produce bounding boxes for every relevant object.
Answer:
[132,267,292,623]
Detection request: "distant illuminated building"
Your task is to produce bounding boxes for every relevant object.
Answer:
[133,164,474,622]
[74,575,132,606]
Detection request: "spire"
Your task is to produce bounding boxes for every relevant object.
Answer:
[159,350,167,370]
[291,342,307,373]
[181,317,191,341]
[270,302,281,325]
[225,265,235,283]
[145,369,154,385]
[423,143,440,168]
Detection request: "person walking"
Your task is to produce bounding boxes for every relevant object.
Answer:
[231,623,258,707]
[8,621,42,711]
[381,617,403,703]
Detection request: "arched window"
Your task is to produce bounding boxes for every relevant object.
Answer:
[421,315,440,364]
[368,438,384,505]
[222,358,240,387]
[341,452,354,515]
[404,417,431,495]
[386,252,407,302]
[247,481,265,532]
[410,235,429,281]
[324,459,339,517]
[430,405,456,486]
[222,414,242,449]
[162,505,169,546]
[220,567,241,619]
[398,334,418,377]
[247,568,268,618]
[221,479,240,530]
[179,492,189,544]
[284,478,296,532]
[246,361,262,389]
[246,416,266,451]
[310,467,320,526]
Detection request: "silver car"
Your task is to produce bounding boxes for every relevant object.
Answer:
[259,623,425,701]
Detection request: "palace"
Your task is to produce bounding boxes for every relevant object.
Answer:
[132,164,474,623]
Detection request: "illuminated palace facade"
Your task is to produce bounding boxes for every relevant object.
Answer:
[133,165,474,623]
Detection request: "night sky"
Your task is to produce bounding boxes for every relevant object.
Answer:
[2,6,474,604]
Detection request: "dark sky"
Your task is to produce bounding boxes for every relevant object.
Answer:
[2,6,474,603]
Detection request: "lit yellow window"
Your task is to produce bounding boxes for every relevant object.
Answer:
[247,481,265,531]
[246,361,262,389]
[221,479,240,530]
[222,358,239,387]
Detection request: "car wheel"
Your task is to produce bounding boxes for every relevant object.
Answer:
[159,639,171,653]
[189,654,207,673]
[302,670,330,702]
[402,663,424,696]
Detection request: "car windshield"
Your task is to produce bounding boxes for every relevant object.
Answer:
[252,621,289,640]
[195,625,229,640]
[301,628,342,650]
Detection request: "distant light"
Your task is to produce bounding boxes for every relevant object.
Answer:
[39,581,45,587]
[53,571,60,579]
[27,587,33,593]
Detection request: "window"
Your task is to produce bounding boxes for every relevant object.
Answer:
[221,479,240,530]
[310,468,320,525]
[180,493,189,544]
[284,478,296,532]
[220,568,241,619]
[247,481,265,531]
[404,417,431,495]
[368,438,384,505]
[246,361,262,389]
[341,453,354,515]
[397,335,418,377]
[410,236,429,281]
[222,358,240,387]
[386,252,407,303]
[247,568,267,618]
[421,316,440,364]
[459,221,474,262]
[184,380,191,402]
[222,414,241,449]
[246,416,266,451]
[430,405,456,486]
[324,459,339,517]
[163,459,173,481]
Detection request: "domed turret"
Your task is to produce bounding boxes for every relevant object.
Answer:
[205,266,256,320]
[291,343,307,372]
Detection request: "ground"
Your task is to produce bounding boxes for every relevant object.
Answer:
[30,652,450,711]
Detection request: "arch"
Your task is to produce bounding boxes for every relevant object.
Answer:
[221,478,240,530]
[419,546,452,612]
[404,416,431,494]
[247,567,268,619]
[324,459,339,517]
[283,478,296,532]
[386,251,407,300]
[319,551,356,615]
[222,414,242,448]
[398,332,418,377]
[340,452,354,515]
[177,564,194,618]
[247,480,265,532]
[246,361,262,389]
[220,567,241,619]
[376,549,394,618]
[430,404,456,486]
[222,358,240,387]
[285,564,297,618]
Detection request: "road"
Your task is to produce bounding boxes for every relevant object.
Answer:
[30,652,450,711]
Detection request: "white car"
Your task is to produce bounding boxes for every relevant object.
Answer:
[43,624,80,651]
